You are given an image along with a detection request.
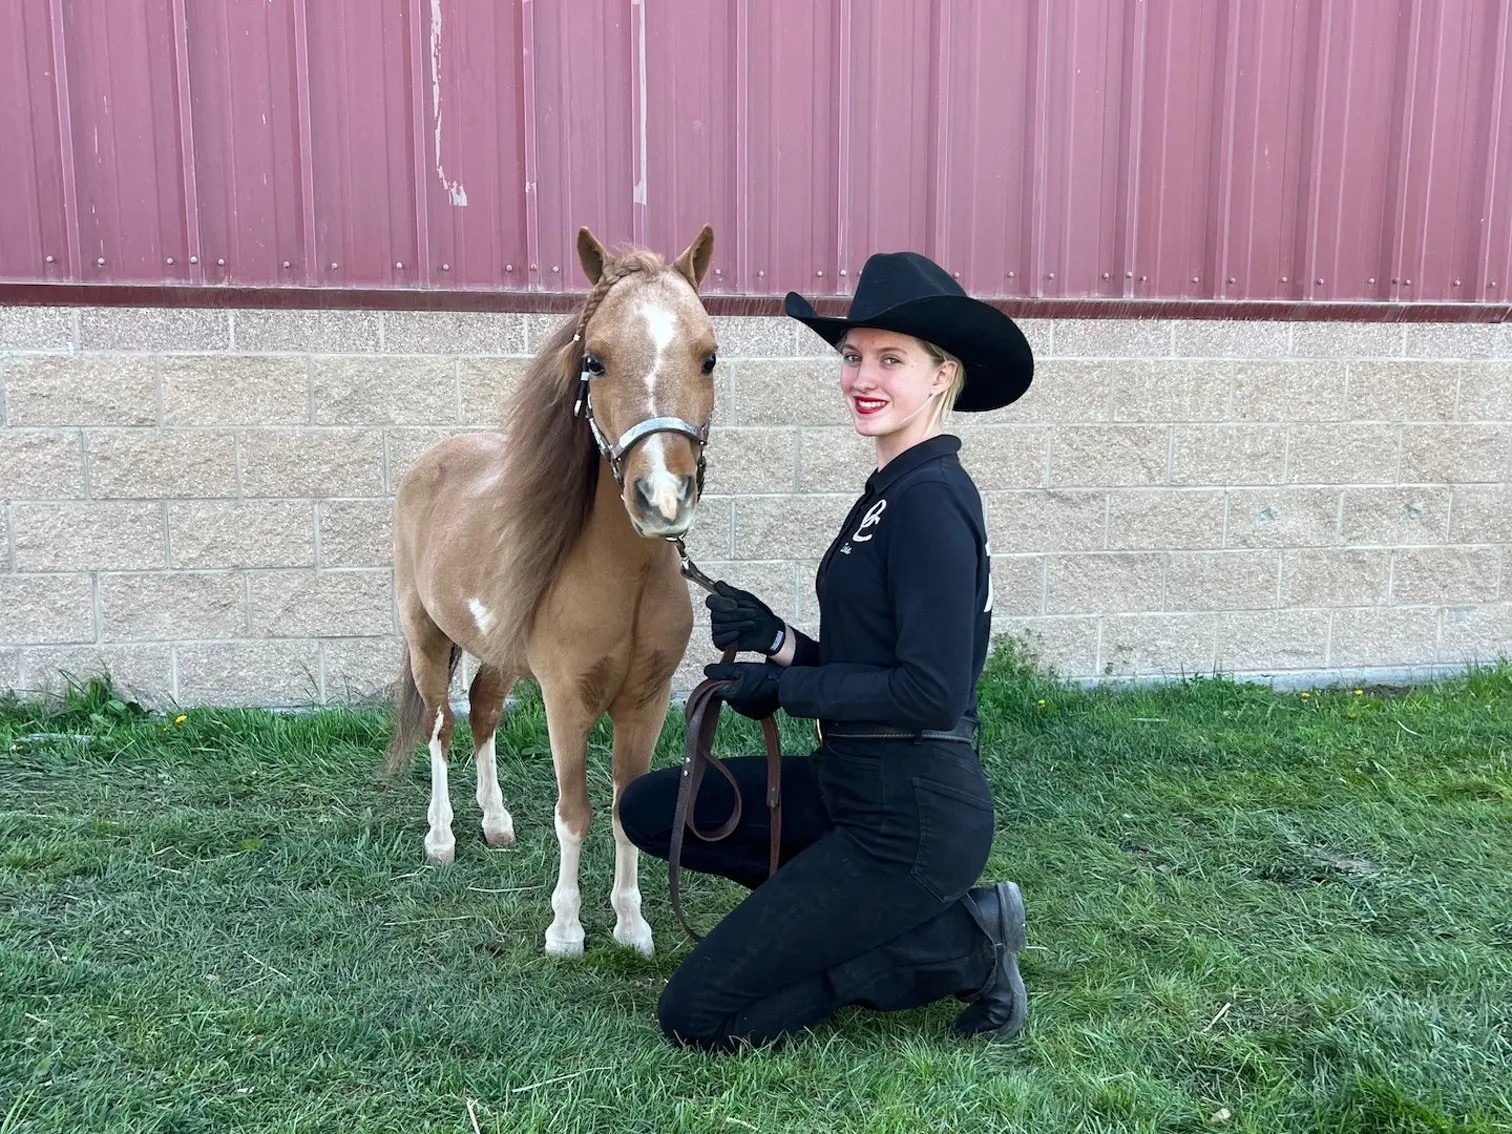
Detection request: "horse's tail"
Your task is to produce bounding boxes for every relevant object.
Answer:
[381,643,462,779]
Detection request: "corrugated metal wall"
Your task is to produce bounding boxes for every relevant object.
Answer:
[3,0,1510,305]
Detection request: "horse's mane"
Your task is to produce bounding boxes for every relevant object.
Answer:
[480,248,670,666]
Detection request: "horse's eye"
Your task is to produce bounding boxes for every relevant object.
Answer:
[585,356,606,377]
[701,353,717,375]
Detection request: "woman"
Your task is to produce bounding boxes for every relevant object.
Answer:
[618,251,1035,1053]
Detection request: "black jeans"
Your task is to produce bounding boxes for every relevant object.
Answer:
[618,737,997,1053]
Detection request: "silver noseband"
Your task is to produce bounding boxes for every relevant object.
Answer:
[572,359,710,491]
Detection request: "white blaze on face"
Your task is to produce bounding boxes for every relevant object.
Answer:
[636,301,685,522]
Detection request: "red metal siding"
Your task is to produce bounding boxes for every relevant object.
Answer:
[3,0,1511,305]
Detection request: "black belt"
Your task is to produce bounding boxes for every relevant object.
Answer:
[816,717,978,744]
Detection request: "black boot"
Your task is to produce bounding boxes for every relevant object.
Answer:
[952,881,1027,1040]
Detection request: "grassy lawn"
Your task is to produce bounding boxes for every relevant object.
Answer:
[2,645,1510,1133]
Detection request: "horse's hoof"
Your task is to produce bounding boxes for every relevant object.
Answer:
[425,839,456,865]
[613,921,655,958]
[482,820,516,848]
[543,930,585,959]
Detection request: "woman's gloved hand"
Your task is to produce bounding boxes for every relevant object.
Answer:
[703,661,783,720]
[705,581,786,655]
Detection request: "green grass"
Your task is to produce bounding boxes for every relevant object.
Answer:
[2,646,1510,1133]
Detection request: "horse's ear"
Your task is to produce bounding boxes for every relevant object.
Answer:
[577,227,610,285]
[672,224,715,290]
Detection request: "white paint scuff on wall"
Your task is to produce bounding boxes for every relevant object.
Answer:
[430,0,468,206]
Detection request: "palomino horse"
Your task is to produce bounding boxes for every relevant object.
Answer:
[383,225,718,959]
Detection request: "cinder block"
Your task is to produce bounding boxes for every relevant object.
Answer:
[322,636,404,703]
[0,430,86,498]
[989,555,1046,616]
[0,574,95,645]
[1107,489,1225,550]
[1099,613,1218,676]
[18,644,173,706]
[733,495,854,560]
[797,428,874,493]
[1225,488,1341,548]
[1053,319,1171,358]
[1232,361,1348,421]
[1280,548,1390,607]
[1045,553,1164,614]
[1439,602,1512,666]
[99,572,246,641]
[712,316,799,357]
[1165,551,1280,610]
[1400,425,1510,484]
[1330,608,1439,667]
[703,428,796,495]
[1390,547,1501,605]
[318,500,394,567]
[1111,361,1231,422]
[1458,363,1512,421]
[1448,486,1512,543]
[985,490,1107,553]
[162,355,309,426]
[731,359,852,425]
[249,569,394,637]
[1290,323,1403,360]
[383,311,526,355]
[523,314,574,353]
[1340,488,1450,546]
[312,357,457,425]
[170,501,315,569]
[1287,423,1399,485]
[1171,424,1287,486]
[174,639,323,707]
[86,430,239,499]
[0,306,74,351]
[980,360,1111,424]
[242,428,385,497]
[385,427,481,492]
[12,503,166,571]
[1403,323,1512,360]
[459,357,531,425]
[680,496,733,561]
[1049,425,1168,487]
[2,355,157,426]
[233,309,381,353]
[991,616,1100,678]
[78,306,229,352]
[1215,610,1329,671]
[954,426,1049,489]
[682,560,801,632]
[1171,320,1290,358]
[1347,362,1460,422]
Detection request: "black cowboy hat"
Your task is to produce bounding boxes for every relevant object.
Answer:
[783,252,1034,412]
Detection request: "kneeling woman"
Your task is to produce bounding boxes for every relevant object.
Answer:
[620,252,1033,1053]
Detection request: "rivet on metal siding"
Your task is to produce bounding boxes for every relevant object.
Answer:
[816,270,824,277]
[552,265,559,273]
[1047,272,1055,280]
[1281,276,1289,283]
[1368,277,1376,285]
[1139,275,1148,282]
[95,257,105,266]
[1228,277,1236,284]
[1125,271,1133,278]
[1316,278,1324,285]
[1101,272,1110,280]
[529,263,538,271]
[282,260,291,269]
[839,269,847,276]
[1191,276,1199,283]
[45,255,55,264]
[1006,272,1015,279]
[1491,281,1499,288]
[166,257,175,265]
[1404,279,1412,286]
[442,263,451,271]
[757,270,765,277]
[952,272,960,279]
[1391,278,1399,284]
[1453,279,1461,287]
[216,258,225,267]
[395,261,404,270]
[189,255,199,264]
[714,268,722,276]
[506,264,514,272]
[330,262,339,271]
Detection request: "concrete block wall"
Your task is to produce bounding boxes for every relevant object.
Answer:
[0,303,1509,710]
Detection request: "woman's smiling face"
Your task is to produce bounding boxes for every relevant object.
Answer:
[838,328,954,456]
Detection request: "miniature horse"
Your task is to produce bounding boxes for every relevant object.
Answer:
[383,225,718,959]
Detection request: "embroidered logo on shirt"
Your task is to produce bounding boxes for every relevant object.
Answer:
[850,499,887,543]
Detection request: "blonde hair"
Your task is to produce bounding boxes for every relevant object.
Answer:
[921,340,966,431]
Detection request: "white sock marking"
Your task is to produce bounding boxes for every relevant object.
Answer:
[474,733,515,847]
[544,810,586,957]
[424,709,454,864]
[610,784,654,957]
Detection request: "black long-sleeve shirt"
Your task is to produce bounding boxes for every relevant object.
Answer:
[776,434,992,731]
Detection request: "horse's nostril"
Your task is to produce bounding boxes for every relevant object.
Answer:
[633,477,656,511]
[679,474,696,503]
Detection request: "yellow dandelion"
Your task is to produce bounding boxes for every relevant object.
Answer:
[1299,692,1311,699]
[1036,699,1046,706]
[1354,689,1363,696]
[174,714,187,725]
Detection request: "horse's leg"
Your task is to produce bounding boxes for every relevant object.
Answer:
[606,692,668,958]
[468,664,517,848]
[406,621,460,866]
[540,680,595,957]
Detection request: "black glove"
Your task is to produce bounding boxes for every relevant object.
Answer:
[703,661,783,720]
[705,581,786,655]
